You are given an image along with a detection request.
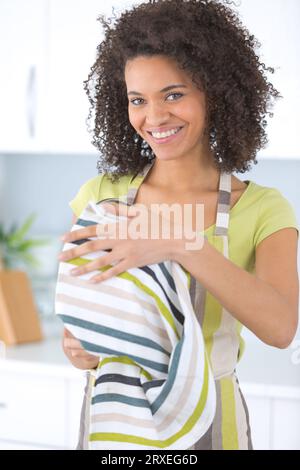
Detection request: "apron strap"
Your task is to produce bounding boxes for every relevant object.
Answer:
[126,161,154,205]
[214,172,231,237]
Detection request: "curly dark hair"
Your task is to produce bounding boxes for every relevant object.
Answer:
[83,0,281,183]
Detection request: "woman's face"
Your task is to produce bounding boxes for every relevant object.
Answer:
[125,54,211,163]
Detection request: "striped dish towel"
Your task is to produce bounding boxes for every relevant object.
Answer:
[55,199,216,450]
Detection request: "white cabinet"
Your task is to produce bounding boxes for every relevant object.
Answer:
[45,0,103,154]
[0,317,88,449]
[0,371,66,446]
[0,0,48,153]
[273,397,300,450]
[0,0,100,155]
[45,0,136,154]
[0,440,54,450]
[240,383,300,450]
[245,394,271,450]
[0,0,135,155]
[0,358,86,449]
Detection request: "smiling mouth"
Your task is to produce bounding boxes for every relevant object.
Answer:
[147,126,185,143]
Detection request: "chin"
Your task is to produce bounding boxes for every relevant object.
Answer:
[154,153,182,161]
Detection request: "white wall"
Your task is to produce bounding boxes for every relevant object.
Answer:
[236,0,300,158]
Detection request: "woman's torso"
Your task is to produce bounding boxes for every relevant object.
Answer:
[73,168,258,450]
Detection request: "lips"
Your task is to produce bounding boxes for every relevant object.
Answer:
[147,126,185,144]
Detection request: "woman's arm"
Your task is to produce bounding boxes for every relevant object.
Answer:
[172,227,299,349]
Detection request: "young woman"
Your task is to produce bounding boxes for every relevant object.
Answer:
[59,0,299,450]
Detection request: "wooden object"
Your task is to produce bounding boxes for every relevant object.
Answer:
[0,270,43,345]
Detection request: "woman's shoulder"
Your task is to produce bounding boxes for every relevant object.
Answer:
[234,175,292,209]
[244,179,293,207]
[100,172,135,197]
[69,171,134,217]
[82,171,135,199]
[234,178,298,247]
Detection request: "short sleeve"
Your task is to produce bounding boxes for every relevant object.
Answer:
[253,189,299,248]
[69,174,104,218]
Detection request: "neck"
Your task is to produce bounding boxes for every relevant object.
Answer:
[146,153,220,193]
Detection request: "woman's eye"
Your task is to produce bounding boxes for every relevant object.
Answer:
[130,98,144,106]
[130,93,183,106]
[166,92,183,101]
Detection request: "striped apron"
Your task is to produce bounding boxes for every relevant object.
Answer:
[76,161,253,450]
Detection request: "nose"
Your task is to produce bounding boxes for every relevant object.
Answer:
[145,101,170,126]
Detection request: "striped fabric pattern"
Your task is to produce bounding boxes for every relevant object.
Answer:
[55,200,216,450]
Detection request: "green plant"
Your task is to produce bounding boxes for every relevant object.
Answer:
[0,213,50,271]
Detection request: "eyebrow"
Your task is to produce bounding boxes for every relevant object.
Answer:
[127,84,187,96]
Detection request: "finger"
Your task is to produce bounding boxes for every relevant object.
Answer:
[60,225,98,244]
[64,338,84,350]
[58,237,115,262]
[127,204,140,217]
[63,328,75,339]
[89,259,128,284]
[96,220,131,242]
[70,350,99,359]
[69,252,119,277]
[68,349,88,358]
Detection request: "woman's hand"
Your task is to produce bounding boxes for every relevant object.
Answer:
[57,202,193,283]
[62,328,99,370]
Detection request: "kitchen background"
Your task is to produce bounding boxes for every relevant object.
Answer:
[0,0,299,450]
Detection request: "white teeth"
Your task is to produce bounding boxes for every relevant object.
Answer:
[151,127,181,139]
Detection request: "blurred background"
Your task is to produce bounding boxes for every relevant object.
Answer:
[0,0,299,450]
